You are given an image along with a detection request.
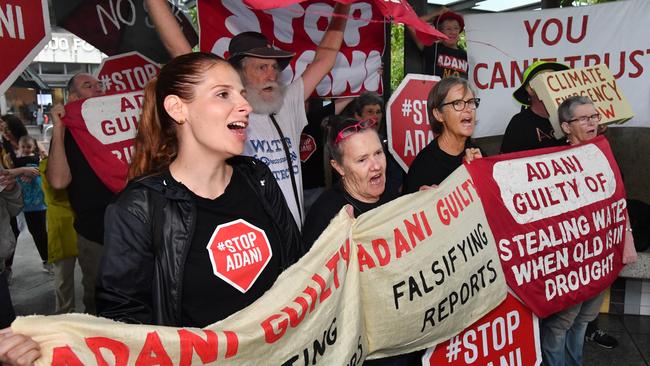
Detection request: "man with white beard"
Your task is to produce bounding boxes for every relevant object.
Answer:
[227,5,350,228]
[144,0,350,228]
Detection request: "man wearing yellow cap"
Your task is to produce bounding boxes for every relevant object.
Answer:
[500,61,569,153]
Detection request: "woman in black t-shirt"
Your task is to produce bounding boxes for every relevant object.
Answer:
[404,77,483,194]
[93,53,303,327]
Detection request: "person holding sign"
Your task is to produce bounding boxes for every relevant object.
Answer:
[501,61,569,154]
[539,96,637,366]
[95,52,304,327]
[408,8,469,79]
[404,77,483,193]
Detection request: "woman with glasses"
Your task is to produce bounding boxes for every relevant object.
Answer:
[539,95,637,366]
[404,77,482,194]
[303,116,396,247]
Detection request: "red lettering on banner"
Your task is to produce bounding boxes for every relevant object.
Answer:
[436,179,477,225]
[135,332,172,366]
[224,331,238,358]
[372,238,391,266]
[260,240,351,344]
[51,346,85,366]
[86,336,129,366]
[178,329,218,366]
[525,16,588,48]
[598,103,616,119]
[358,243,377,271]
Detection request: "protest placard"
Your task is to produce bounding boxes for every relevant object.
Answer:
[530,64,634,137]
[423,293,541,366]
[63,92,142,193]
[198,0,385,97]
[465,136,628,317]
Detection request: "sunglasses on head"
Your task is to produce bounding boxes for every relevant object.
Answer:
[334,118,378,145]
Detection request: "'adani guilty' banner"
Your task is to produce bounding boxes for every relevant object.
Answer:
[11,167,506,365]
[465,136,627,318]
[10,139,628,363]
[465,0,650,137]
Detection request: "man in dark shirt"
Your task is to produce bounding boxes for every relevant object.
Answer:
[46,73,111,314]
[500,61,569,153]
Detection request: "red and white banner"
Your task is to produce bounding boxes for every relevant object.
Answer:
[423,293,541,366]
[198,0,388,97]
[386,74,439,172]
[465,136,628,317]
[0,0,51,95]
[63,92,142,193]
[94,51,160,95]
[465,0,650,137]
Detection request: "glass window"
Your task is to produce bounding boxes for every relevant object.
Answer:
[40,62,65,74]
[65,63,85,74]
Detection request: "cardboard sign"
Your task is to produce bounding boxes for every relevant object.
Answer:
[0,0,51,95]
[386,74,440,172]
[530,64,634,138]
[64,92,142,193]
[198,0,385,97]
[464,136,627,318]
[207,219,273,293]
[423,293,541,366]
[12,165,507,365]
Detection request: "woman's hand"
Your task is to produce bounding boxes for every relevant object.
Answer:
[0,328,41,366]
[419,184,439,191]
[464,148,483,164]
[16,167,40,178]
[0,170,16,191]
[622,229,638,264]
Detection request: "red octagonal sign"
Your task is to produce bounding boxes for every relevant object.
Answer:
[387,74,440,172]
[0,0,51,95]
[95,51,160,95]
[207,219,273,293]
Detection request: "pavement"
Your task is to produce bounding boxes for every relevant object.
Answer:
[7,221,650,365]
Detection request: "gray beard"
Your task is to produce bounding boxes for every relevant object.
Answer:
[245,83,287,115]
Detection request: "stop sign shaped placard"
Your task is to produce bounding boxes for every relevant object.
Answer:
[423,293,541,366]
[0,0,51,95]
[387,74,440,172]
[207,219,273,293]
[95,51,160,95]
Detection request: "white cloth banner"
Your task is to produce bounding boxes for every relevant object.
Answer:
[465,0,650,137]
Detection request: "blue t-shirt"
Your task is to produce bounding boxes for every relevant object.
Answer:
[14,156,46,212]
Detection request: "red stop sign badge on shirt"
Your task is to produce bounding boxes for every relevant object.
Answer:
[206,219,273,293]
[300,133,317,162]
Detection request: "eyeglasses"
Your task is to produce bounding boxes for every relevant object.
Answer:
[440,98,480,111]
[334,119,378,145]
[568,113,601,125]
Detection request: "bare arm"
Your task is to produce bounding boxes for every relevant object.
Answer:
[145,0,192,57]
[301,3,350,100]
[45,104,72,190]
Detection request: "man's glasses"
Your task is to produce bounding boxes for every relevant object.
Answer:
[440,98,480,111]
[334,119,378,145]
[568,113,601,125]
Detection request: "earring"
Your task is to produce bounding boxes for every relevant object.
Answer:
[176,118,186,125]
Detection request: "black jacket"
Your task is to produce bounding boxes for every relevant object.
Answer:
[96,156,304,326]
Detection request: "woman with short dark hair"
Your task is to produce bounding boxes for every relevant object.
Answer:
[404,77,482,193]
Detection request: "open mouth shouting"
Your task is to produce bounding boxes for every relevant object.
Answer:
[227,120,248,139]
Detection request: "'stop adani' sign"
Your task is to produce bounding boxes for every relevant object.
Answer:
[0,0,51,95]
